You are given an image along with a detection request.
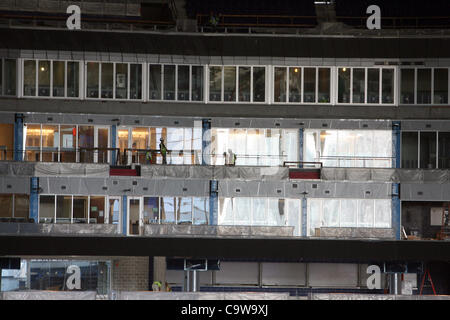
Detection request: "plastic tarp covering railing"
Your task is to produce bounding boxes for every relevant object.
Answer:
[144,224,294,237]
[140,165,289,180]
[35,163,110,177]
[318,227,394,239]
[0,291,97,300]
[309,293,450,300]
[0,223,119,235]
[116,292,290,300]
[0,162,35,176]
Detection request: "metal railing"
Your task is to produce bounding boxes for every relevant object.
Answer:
[316,156,394,168]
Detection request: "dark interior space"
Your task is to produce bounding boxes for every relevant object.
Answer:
[402,201,449,240]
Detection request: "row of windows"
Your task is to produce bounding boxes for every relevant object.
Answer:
[3,58,448,105]
[401,131,450,169]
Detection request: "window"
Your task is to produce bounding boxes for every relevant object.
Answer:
[338,68,350,103]
[130,64,142,100]
[115,63,128,99]
[303,68,316,103]
[177,65,189,101]
[3,59,16,96]
[209,66,222,101]
[253,67,265,102]
[23,60,36,96]
[318,68,330,103]
[434,68,448,104]
[289,67,301,103]
[401,68,417,104]
[401,132,418,168]
[101,63,113,99]
[416,69,431,104]
[238,67,251,102]
[87,62,100,98]
[149,64,162,100]
[191,66,204,101]
[381,68,394,104]
[37,61,50,97]
[39,195,55,223]
[163,65,175,100]
[367,68,380,103]
[352,68,365,103]
[274,67,287,102]
[223,66,236,102]
[52,61,65,97]
[401,131,450,169]
[420,132,436,169]
[67,61,79,97]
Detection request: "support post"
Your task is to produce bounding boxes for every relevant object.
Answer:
[301,197,307,237]
[29,177,39,223]
[392,121,401,169]
[392,183,401,240]
[299,127,304,168]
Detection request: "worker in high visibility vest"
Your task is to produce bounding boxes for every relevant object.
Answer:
[159,138,167,164]
[152,281,162,291]
[145,149,152,164]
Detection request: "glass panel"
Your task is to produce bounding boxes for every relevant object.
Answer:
[218,197,233,225]
[0,60,2,94]
[382,69,394,103]
[118,128,129,165]
[4,59,16,96]
[308,199,321,236]
[352,68,365,103]
[161,197,175,223]
[130,64,142,99]
[0,194,13,218]
[23,60,36,96]
[438,132,450,169]
[252,198,266,226]
[274,67,286,102]
[420,131,437,169]
[73,196,88,223]
[60,125,76,163]
[167,127,183,164]
[340,199,357,227]
[318,68,330,103]
[143,197,159,224]
[177,65,189,101]
[191,66,203,101]
[67,62,79,97]
[289,67,301,102]
[374,199,391,228]
[25,124,41,162]
[253,67,265,102]
[287,199,300,236]
[238,67,250,102]
[163,65,175,100]
[132,127,149,164]
[97,128,109,164]
[282,129,299,163]
[149,64,162,100]
[101,63,113,98]
[39,195,55,223]
[304,130,318,163]
[338,68,350,103]
[319,130,338,167]
[52,61,65,97]
[372,130,392,167]
[209,66,222,101]
[234,197,251,225]
[56,195,72,223]
[41,125,58,162]
[434,68,448,104]
[267,198,285,226]
[89,196,105,224]
[401,69,414,104]
[115,63,128,99]
[87,62,99,98]
[14,194,29,219]
[367,69,380,103]
[128,199,140,235]
[401,132,419,168]
[304,68,316,103]
[108,198,120,225]
[223,66,236,102]
[38,61,50,97]
[417,69,431,104]
[78,126,94,163]
[193,198,208,225]
[358,199,374,227]
[323,199,339,227]
[177,197,192,224]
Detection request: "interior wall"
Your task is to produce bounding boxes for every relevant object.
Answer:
[0,124,14,160]
[402,201,445,239]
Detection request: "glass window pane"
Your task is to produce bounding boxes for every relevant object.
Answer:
[209,66,222,101]
[238,67,250,102]
[52,61,65,97]
[382,69,394,104]
[60,125,76,162]
[0,194,13,218]
[24,124,40,162]
[374,199,391,228]
[434,68,448,104]
[338,68,350,103]
[115,63,128,99]
[401,69,415,104]
[438,132,450,169]
[143,197,159,224]
[224,66,236,102]
[67,62,79,98]
[323,199,339,227]
[23,60,36,96]
[308,199,321,236]
[367,69,380,103]
[234,197,251,225]
[56,195,72,223]
[101,63,113,99]
[218,198,233,225]
[193,198,208,225]
[149,64,162,100]
[267,198,285,226]
[0,60,2,94]
[163,65,175,100]
[89,196,105,224]
[252,198,266,226]
[420,131,437,169]
[73,196,88,223]
[318,68,330,103]
[177,65,189,101]
[274,67,286,102]
[352,68,365,103]
[417,69,431,104]
[177,197,192,224]
[358,199,374,227]
[340,199,357,227]
[4,59,16,96]
[87,62,99,98]
[130,64,142,100]
[304,68,316,103]
[191,66,203,101]
[38,61,50,97]
[319,130,338,167]
[287,199,300,236]
[14,194,29,219]
[401,132,419,168]
[161,197,175,223]
[41,125,58,162]
[253,67,265,102]
[39,195,55,223]
[108,198,120,225]
[78,126,94,163]
[304,130,318,163]
[289,67,301,103]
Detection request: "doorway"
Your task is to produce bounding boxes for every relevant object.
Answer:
[127,197,142,235]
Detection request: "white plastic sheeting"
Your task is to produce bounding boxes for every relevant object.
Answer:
[0,162,34,176]
[0,223,119,235]
[35,163,110,177]
[0,291,97,300]
[115,291,290,300]
[318,227,395,239]
[309,293,450,300]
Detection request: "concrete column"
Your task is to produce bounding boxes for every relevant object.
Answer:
[392,183,401,240]
[301,197,308,237]
[14,113,24,161]
[209,180,218,225]
[29,177,39,223]
[392,121,401,168]
[299,128,304,167]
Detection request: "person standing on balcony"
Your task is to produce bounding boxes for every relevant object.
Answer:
[160,138,168,164]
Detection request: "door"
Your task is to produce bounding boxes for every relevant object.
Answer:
[107,196,121,233]
[95,126,110,164]
[127,197,142,235]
